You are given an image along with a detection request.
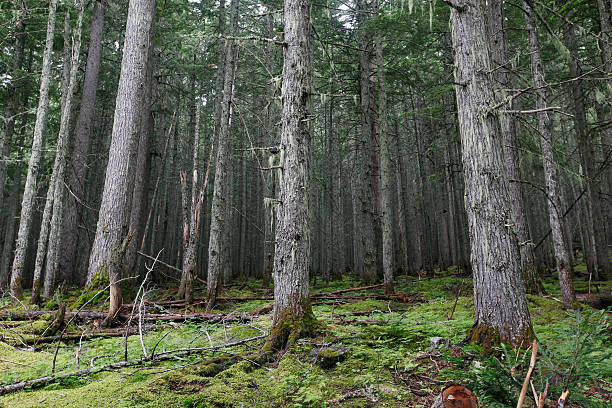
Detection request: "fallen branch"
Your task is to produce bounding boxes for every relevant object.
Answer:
[517,340,538,408]
[0,332,267,396]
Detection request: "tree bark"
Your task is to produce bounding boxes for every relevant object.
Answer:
[523,2,575,308]
[488,0,541,294]
[0,7,25,216]
[60,0,106,284]
[41,3,85,300]
[448,0,534,348]
[10,0,59,299]
[86,0,155,325]
[265,0,316,352]
[206,0,240,310]
[373,0,394,295]
[354,0,377,284]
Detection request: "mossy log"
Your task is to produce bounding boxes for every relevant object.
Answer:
[430,384,478,408]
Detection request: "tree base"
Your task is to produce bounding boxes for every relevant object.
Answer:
[264,301,318,353]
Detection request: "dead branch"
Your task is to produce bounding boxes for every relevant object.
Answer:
[0,332,267,396]
[517,340,538,408]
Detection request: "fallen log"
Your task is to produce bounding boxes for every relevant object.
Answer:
[0,310,255,324]
[311,284,384,296]
[159,293,416,308]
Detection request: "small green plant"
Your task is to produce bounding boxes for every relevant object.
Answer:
[442,308,611,408]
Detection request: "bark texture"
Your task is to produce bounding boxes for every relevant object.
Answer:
[487,0,541,294]
[60,0,105,284]
[523,2,575,308]
[86,0,156,324]
[265,0,316,352]
[449,0,534,348]
[10,0,58,299]
[206,0,240,310]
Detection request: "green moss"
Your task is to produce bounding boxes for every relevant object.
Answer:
[71,271,110,309]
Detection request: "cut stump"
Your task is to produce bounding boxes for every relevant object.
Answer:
[430,385,478,408]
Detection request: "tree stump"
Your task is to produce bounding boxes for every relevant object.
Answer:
[430,385,478,408]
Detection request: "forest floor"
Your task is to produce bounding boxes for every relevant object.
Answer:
[0,265,610,408]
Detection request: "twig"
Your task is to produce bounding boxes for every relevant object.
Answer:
[517,340,538,408]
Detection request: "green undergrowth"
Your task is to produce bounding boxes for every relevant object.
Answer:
[0,270,610,407]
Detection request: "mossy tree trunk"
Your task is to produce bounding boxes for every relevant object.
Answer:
[447,0,534,348]
[86,0,156,325]
[265,0,316,352]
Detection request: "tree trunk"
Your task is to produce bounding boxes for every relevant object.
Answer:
[265,0,316,352]
[523,2,575,308]
[10,0,58,299]
[86,0,155,325]
[448,0,534,348]
[373,0,394,295]
[178,97,205,302]
[125,13,156,281]
[354,0,377,284]
[0,8,25,216]
[488,0,541,294]
[41,3,85,300]
[59,0,105,285]
[207,0,240,310]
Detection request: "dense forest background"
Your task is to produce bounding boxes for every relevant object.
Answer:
[0,0,611,406]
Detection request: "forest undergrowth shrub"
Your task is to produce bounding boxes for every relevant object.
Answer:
[442,308,611,408]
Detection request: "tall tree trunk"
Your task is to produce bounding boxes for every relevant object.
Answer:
[10,0,58,299]
[0,8,25,216]
[488,0,541,293]
[86,0,155,325]
[565,19,609,280]
[354,0,377,284]
[41,3,85,300]
[448,0,534,348]
[125,13,156,281]
[265,0,316,352]
[523,2,575,307]
[373,0,394,294]
[207,0,239,310]
[60,0,105,283]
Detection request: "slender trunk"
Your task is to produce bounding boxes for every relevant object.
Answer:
[373,1,394,295]
[207,0,239,310]
[10,0,58,299]
[355,0,377,284]
[86,0,155,325]
[0,8,25,214]
[488,0,541,293]
[523,2,575,307]
[0,144,25,288]
[41,3,85,299]
[60,0,104,283]
[449,0,534,348]
[265,0,315,352]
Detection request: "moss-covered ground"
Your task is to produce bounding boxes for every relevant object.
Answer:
[0,269,610,407]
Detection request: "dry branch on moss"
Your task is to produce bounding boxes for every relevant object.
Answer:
[0,332,267,396]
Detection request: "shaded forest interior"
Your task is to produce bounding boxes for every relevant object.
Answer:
[0,0,611,407]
